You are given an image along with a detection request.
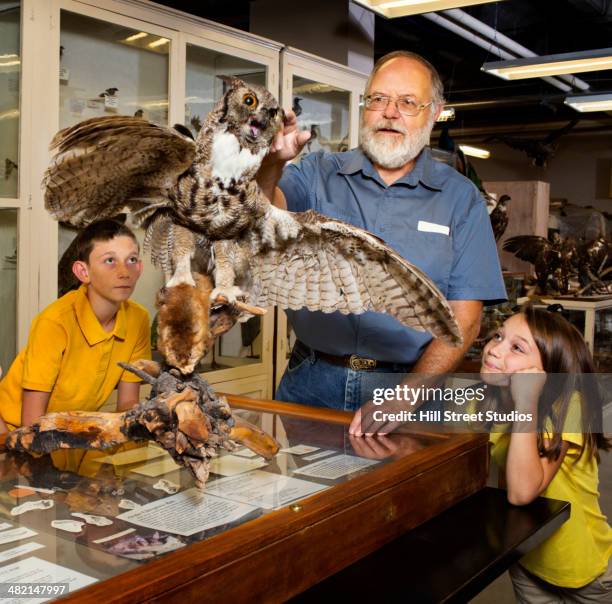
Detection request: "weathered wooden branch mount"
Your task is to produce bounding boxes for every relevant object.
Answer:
[4,361,279,488]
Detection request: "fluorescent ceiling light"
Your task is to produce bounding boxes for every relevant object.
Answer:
[148,38,170,49]
[436,107,455,122]
[482,48,612,80]
[353,0,501,18]
[564,93,612,112]
[460,145,490,159]
[124,32,148,42]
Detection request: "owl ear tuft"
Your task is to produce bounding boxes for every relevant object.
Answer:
[217,74,245,90]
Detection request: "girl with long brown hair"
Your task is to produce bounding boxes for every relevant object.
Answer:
[480,304,611,602]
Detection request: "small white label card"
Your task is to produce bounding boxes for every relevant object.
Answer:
[0,542,44,564]
[0,556,97,602]
[0,523,12,531]
[232,448,259,458]
[280,445,319,456]
[302,450,336,462]
[0,527,37,545]
[293,454,379,480]
[209,455,268,477]
[206,470,327,510]
[117,489,256,536]
[417,220,450,236]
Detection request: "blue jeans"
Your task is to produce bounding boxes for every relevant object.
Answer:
[275,343,413,412]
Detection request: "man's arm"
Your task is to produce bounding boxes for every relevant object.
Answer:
[349,299,482,436]
[21,390,51,426]
[411,299,482,373]
[116,381,141,412]
[256,109,310,208]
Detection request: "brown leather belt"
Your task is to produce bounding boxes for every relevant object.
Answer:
[295,341,408,371]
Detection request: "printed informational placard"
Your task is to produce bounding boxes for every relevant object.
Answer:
[116,489,257,536]
[0,542,44,564]
[279,445,319,456]
[0,556,97,603]
[209,455,268,477]
[293,454,379,480]
[0,527,37,545]
[206,471,327,510]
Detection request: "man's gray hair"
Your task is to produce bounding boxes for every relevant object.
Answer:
[365,51,445,107]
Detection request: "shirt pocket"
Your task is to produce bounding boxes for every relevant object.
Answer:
[383,220,454,295]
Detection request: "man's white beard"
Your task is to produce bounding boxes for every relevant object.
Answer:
[360,115,435,169]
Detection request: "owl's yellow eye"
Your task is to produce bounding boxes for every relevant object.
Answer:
[243,93,258,109]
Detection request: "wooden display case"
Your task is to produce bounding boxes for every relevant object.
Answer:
[0,397,488,602]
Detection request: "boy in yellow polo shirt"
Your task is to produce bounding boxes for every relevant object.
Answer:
[0,220,151,431]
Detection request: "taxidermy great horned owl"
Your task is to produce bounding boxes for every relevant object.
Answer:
[44,77,462,374]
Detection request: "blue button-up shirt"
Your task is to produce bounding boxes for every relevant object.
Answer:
[279,147,507,364]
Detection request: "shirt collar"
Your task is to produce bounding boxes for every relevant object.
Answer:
[75,284,127,345]
[337,147,443,191]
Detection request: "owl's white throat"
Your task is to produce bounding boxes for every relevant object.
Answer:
[211,131,266,187]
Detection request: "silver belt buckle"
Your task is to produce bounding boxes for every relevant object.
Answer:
[349,355,377,371]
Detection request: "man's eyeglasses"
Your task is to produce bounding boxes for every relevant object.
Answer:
[364,94,433,116]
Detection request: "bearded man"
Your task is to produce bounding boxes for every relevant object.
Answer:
[257,51,506,431]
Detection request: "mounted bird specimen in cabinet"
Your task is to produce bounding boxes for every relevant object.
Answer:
[1,77,462,488]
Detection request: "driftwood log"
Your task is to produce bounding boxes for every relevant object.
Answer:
[5,361,279,488]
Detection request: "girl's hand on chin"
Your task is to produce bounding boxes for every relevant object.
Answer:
[510,367,547,410]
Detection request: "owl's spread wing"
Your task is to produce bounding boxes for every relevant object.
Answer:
[44,116,196,227]
[502,235,551,263]
[246,210,462,345]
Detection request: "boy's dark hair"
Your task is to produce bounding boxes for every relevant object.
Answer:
[58,219,139,297]
[74,219,138,263]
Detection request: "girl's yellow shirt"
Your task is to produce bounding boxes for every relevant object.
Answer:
[0,285,151,429]
[490,393,612,588]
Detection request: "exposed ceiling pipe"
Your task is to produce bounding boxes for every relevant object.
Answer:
[443,8,591,91]
[421,12,572,92]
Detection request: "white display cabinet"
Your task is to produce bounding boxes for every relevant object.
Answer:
[275,47,367,388]
[8,0,283,399]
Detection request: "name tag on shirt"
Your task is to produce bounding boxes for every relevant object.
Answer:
[417,220,450,236]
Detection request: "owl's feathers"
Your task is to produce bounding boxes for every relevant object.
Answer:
[44,77,462,372]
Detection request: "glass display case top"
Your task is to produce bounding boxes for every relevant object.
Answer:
[0,403,432,595]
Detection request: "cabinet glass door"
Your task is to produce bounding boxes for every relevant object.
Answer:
[185,44,266,138]
[57,9,171,327]
[0,1,20,200]
[0,209,17,372]
[185,44,269,377]
[0,1,19,370]
[292,75,350,159]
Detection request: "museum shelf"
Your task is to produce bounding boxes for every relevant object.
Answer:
[0,397,488,602]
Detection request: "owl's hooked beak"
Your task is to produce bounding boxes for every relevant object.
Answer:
[245,106,283,144]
